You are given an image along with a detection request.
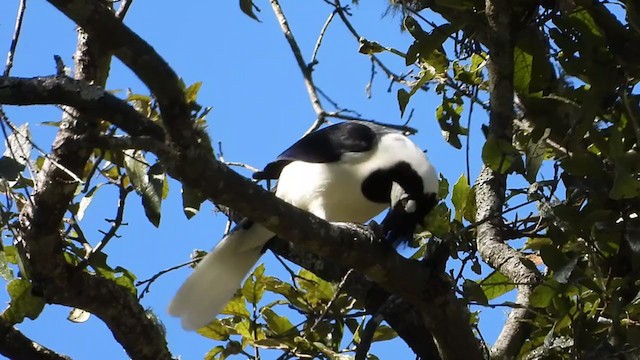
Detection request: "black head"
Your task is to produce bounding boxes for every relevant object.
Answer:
[381,189,438,245]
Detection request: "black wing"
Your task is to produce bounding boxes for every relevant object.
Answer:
[253,122,378,180]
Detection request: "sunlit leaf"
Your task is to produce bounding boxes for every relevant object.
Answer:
[0,252,14,281]
[124,150,164,227]
[372,325,398,342]
[482,137,522,174]
[242,264,266,304]
[480,271,515,301]
[77,183,104,221]
[221,295,250,318]
[513,47,533,94]
[2,278,45,323]
[452,174,470,222]
[197,321,232,341]
[185,81,203,104]
[3,123,31,166]
[262,308,296,336]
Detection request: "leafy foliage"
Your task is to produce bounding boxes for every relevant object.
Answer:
[0,0,639,359]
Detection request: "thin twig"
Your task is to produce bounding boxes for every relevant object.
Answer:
[309,269,355,333]
[465,86,478,184]
[3,0,27,77]
[311,11,336,65]
[269,0,324,120]
[136,258,198,300]
[79,182,132,270]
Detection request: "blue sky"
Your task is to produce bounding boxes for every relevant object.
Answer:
[0,0,508,358]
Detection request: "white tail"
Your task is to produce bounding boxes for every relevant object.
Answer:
[168,224,274,330]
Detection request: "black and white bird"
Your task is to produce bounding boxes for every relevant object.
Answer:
[168,121,438,330]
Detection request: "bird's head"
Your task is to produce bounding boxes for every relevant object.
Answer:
[382,181,438,245]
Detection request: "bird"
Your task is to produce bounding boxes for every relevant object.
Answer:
[168,121,439,330]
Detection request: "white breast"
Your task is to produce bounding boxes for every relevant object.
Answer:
[275,160,387,222]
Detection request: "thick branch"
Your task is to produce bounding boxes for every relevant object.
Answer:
[45,0,193,147]
[40,2,482,358]
[164,141,482,359]
[0,76,165,139]
[474,1,541,359]
[15,11,173,360]
[0,317,71,360]
[269,238,442,360]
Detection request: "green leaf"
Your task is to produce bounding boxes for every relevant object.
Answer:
[242,264,266,304]
[524,237,552,250]
[114,266,137,296]
[77,184,104,221]
[358,38,385,55]
[372,325,398,342]
[124,150,163,227]
[438,174,449,198]
[0,251,14,280]
[0,156,24,181]
[539,245,567,272]
[513,47,533,94]
[553,256,578,284]
[422,203,451,238]
[436,96,466,149]
[262,308,296,335]
[481,137,522,174]
[480,271,515,301]
[397,89,410,117]
[525,128,550,183]
[198,321,232,341]
[2,278,45,323]
[204,345,225,360]
[296,269,334,303]
[182,184,206,219]
[239,0,260,22]
[463,188,476,223]
[3,123,31,166]
[185,81,203,104]
[452,174,470,222]
[610,164,640,200]
[142,163,164,227]
[462,279,488,305]
[221,295,250,318]
[404,18,456,68]
[530,281,557,308]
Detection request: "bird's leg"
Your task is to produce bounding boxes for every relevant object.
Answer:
[366,220,386,243]
[332,222,384,245]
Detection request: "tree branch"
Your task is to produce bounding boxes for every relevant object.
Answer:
[474,1,541,359]
[268,238,442,360]
[45,0,193,148]
[0,317,71,360]
[14,5,173,360]
[0,76,165,139]
[269,0,326,134]
[34,2,482,358]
